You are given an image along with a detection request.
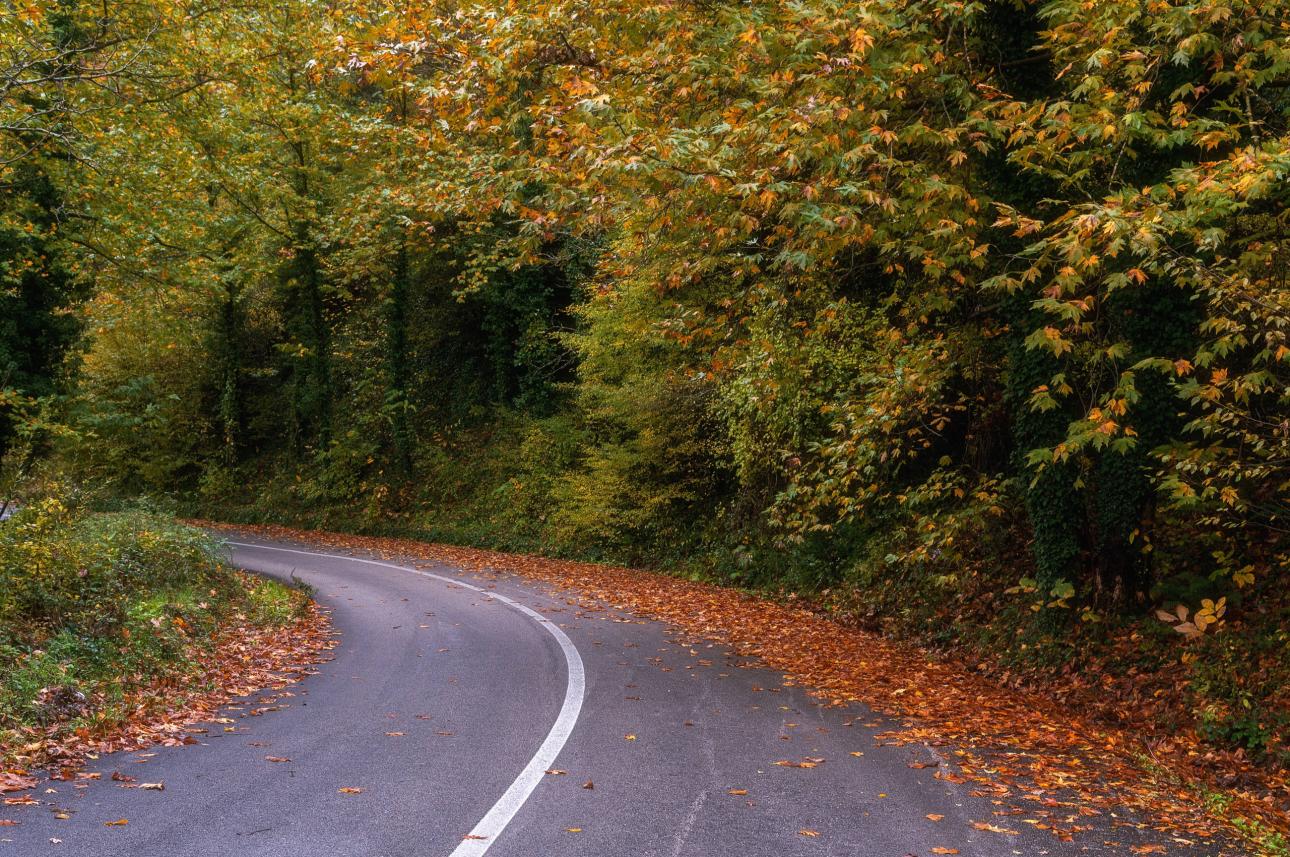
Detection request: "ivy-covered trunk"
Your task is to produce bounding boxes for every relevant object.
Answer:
[385,237,413,475]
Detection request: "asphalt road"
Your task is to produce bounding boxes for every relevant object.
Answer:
[0,534,1221,856]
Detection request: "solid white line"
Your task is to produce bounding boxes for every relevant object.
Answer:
[225,540,586,856]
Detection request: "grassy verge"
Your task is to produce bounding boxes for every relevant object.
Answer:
[0,497,323,770]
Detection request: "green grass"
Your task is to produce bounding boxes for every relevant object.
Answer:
[0,498,309,766]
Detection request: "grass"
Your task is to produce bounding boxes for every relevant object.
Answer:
[0,499,311,766]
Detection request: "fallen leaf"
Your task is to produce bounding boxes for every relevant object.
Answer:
[264,756,290,763]
[338,787,364,795]
[385,732,404,737]
[3,795,37,806]
[926,813,944,821]
[140,782,164,791]
[798,829,820,837]
[104,818,129,827]
[582,780,594,790]
[624,734,637,741]
[0,820,17,827]
[728,789,748,796]
[930,849,959,855]
[565,827,582,833]
[545,769,567,776]
[0,773,37,793]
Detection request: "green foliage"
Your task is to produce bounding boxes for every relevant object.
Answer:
[3,0,1287,764]
[0,496,305,753]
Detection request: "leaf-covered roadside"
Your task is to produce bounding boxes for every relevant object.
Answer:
[205,522,1288,855]
[0,503,334,777]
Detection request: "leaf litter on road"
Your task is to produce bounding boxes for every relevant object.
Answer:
[198,522,1288,849]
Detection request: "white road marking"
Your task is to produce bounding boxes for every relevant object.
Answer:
[225,540,586,856]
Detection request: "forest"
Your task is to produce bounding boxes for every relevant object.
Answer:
[1,0,1287,831]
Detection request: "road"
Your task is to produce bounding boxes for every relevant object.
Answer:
[0,534,1205,856]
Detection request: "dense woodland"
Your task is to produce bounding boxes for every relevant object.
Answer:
[1,1,1287,764]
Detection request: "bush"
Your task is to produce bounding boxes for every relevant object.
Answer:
[0,498,227,640]
[0,496,307,758]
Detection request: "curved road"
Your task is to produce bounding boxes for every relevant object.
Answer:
[0,534,1207,856]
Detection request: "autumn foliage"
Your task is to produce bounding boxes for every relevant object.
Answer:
[0,0,1287,845]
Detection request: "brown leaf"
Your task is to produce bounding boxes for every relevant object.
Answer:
[264,756,290,763]
[0,773,37,794]
[104,818,129,827]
